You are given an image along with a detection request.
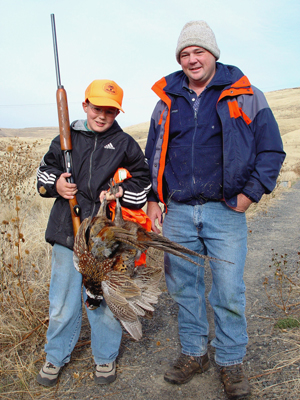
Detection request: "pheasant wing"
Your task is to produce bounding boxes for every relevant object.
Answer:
[131,265,163,304]
[73,217,91,269]
[102,269,160,340]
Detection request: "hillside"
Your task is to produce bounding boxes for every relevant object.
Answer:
[265,87,300,135]
[0,126,59,139]
[1,87,298,140]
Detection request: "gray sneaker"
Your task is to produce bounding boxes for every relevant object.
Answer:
[37,361,61,387]
[94,360,116,384]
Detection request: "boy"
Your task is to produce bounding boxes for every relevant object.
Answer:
[36,79,151,386]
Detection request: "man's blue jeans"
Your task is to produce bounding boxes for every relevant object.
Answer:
[44,244,123,367]
[163,200,248,366]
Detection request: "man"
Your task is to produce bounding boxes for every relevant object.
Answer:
[145,21,285,399]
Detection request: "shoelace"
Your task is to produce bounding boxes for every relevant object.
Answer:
[224,365,244,383]
[43,361,59,372]
[45,362,57,370]
[174,354,193,369]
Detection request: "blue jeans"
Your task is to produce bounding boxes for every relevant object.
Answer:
[163,200,248,366]
[44,244,123,367]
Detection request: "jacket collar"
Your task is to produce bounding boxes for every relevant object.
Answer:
[153,62,247,98]
[70,119,123,139]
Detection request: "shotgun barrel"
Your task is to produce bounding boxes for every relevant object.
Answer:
[51,13,81,236]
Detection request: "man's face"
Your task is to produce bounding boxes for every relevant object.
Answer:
[82,102,119,133]
[179,46,216,87]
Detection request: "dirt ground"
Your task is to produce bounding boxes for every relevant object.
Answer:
[29,180,300,400]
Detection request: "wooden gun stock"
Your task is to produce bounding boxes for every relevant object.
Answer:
[51,14,81,237]
[69,197,81,235]
[56,87,72,151]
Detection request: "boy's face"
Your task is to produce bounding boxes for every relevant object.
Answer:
[82,101,119,133]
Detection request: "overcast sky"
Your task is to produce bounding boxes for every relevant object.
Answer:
[0,0,299,130]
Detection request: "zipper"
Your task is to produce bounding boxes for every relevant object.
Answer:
[192,111,197,187]
[88,134,98,200]
[191,93,202,191]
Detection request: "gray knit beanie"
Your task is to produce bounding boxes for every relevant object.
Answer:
[176,20,220,63]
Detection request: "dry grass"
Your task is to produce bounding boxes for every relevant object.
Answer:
[263,251,300,316]
[251,329,300,398]
[0,139,53,399]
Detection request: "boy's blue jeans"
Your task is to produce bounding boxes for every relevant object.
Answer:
[163,200,248,366]
[44,244,123,367]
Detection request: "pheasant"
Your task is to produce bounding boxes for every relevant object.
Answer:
[73,180,222,340]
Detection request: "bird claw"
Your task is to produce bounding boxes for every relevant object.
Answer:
[108,178,124,226]
[109,178,119,196]
[103,179,120,203]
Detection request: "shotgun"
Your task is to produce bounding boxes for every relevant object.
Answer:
[50,13,81,236]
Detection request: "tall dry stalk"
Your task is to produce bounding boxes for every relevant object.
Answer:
[263,250,300,315]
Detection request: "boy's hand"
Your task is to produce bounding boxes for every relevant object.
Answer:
[100,186,123,203]
[56,172,78,199]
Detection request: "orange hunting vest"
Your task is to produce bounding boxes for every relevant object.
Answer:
[108,168,151,266]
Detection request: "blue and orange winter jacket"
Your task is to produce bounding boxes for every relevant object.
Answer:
[145,63,286,208]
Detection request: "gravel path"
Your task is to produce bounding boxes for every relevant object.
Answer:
[34,182,300,400]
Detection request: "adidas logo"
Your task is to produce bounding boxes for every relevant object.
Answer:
[104,143,115,150]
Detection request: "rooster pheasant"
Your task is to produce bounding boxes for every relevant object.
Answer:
[73,180,222,340]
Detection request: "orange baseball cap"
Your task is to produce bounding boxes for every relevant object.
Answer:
[85,79,124,112]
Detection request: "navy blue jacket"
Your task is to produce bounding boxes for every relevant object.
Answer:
[145,63,286,208]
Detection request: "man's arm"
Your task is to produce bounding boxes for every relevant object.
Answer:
[239,88,286,203]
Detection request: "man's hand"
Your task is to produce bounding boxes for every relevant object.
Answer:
[228,193,253,213]
[99,186,123,203]
[147,201,163,233]
[56,172,78,199]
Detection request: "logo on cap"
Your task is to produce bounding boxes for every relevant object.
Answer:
[104,83,117,96]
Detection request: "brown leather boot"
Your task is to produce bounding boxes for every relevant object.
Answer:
[220,364,251,399]
[164,353,210,384]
